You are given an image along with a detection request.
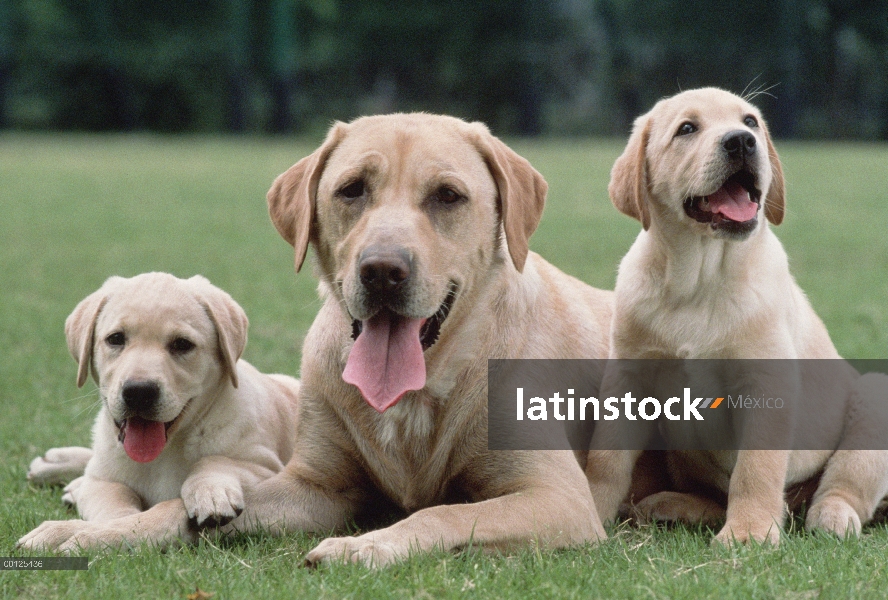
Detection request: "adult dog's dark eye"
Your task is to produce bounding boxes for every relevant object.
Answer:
[338,180,365,200]
[169,337,195,355]
[676,122,697,136]
[743,115,758,128]
[431,186,463,205]
[105,332,126,347]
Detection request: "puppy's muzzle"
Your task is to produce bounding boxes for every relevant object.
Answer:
[682,130,763,239]
[722,130,756,162]
[358,245,413,300]
[122,380,161,415]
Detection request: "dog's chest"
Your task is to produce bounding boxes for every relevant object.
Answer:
[358,400,458,511]
[120,447,191,506]
[627,279,759,358]
[370,461,451,513]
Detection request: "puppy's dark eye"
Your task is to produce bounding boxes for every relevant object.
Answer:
[431,186,464,205]
[676,122,697,136]
[337,180,365,201]
[169,337,195,355]
[743,115,758,128]
[105,332,126,347]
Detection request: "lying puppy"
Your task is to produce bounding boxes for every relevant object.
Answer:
[225,113,614,566]
[585,88,888,545]
[18,273,300,551]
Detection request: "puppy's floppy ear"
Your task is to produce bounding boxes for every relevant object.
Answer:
[65,277,124,388]
[188,276,248,389]
[763,126,785,225]
[471,124,547,272]
[609,114,652,230]
[267,122,347,273]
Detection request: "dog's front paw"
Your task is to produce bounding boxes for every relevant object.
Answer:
[17,520,98,553]
[305,534,403,568]
[181,480,244,529]
[806,496,861,538]
[712,518,780,547]
[27,447,93,486]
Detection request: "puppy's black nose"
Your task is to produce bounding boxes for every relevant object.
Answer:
[122,380,161,412]
[359,246,412,295]
[722,130,757,159]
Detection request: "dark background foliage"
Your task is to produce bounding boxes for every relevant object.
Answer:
[1,0,886,137]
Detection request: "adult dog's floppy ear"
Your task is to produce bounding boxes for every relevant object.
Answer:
[188,276,249,388]
[65,277,124,388]
[268,122,347,272]
[609,114,652,230]
[471,124,547,272]
[763,125,785,225]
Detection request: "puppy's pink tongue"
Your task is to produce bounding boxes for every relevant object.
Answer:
[122,417,166,463]
[706,180,758,222]
[343,311,426,413]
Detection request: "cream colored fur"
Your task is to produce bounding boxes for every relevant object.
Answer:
[18,273,300,552]
[585,88,888,546]
[231,113,614,567]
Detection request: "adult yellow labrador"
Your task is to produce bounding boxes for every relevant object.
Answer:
[230,113,613,566]
[18,273,301,551]
[585,88,888,545]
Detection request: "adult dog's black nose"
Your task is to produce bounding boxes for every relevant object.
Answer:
[122,380,161,413]
[359,246,412,295]
[722,130,757,160]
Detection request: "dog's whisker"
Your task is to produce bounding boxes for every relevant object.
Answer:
[745,82,779,102]
[746,80,766,100]
[74,398,103,420]
[740,75,763,100]
[62,388,101,404]
[683,164,712,199]
[686,170,705,198]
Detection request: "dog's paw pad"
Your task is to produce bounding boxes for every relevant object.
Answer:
[806,496,861,538]
[190,512,237,529]
[305,536,402,568]
[17,520,93,552]
[59,476,85,509]
[183,484,244,530]
[712,521,780,547]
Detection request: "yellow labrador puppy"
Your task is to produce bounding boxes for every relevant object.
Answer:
[227,113,613,566]
[18,273,300,551]
[585,88,888,545]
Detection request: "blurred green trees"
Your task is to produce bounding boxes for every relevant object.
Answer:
[1,0,886,137]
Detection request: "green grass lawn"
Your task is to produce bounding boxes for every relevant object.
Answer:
[1,133,887,599]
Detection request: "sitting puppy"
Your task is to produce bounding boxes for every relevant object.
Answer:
[585,88,888,545]
[18,272,300,551]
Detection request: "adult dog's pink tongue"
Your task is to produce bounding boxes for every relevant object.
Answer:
[122,417,166,463]
[343,311,426,413]
[706,180,758,222]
